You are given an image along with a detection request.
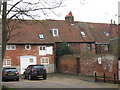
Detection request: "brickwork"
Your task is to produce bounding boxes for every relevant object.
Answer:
[4,44,55,69]
[59,56,77,74]
[59,55,118,79]
[70,43,96,54]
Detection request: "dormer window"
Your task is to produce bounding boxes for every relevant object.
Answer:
[104,32,110,36]
[39,34,45,40]
[50,29,59,36]
[81,31,86,37]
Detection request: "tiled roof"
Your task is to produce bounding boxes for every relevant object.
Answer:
[7,20,92,44]
[5,19,118,44]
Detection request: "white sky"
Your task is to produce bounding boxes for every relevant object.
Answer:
[6,0,120,24]
[48,0,120,24]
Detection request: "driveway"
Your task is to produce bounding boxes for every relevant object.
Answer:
[2,73,119,88]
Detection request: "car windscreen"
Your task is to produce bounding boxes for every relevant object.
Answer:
[32,66,45,69]
[4,68,17,72]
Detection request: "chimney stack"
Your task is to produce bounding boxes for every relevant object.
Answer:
[113,21,115,24]
[65,11,74,23]
[111,19,113,24]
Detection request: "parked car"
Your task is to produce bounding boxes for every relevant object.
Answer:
[23,64,47,80]
[2,67,19,81]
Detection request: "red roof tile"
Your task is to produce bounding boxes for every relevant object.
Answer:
[6,19,118,44]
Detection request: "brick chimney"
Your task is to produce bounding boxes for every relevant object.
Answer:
[109,20,118,38]
[65,11,74,23]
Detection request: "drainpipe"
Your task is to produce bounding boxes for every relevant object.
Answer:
[0,1,7,89]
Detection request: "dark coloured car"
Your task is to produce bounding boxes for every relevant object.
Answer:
[2,68,19,81]
[23,64,47,80]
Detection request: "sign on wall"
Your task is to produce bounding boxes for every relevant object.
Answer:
[98,57,102,64]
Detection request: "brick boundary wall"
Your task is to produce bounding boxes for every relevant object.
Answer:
[59,55,118,78]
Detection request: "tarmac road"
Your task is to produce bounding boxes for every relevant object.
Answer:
[1,73,119,88]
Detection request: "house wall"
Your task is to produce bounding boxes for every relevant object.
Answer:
[4,44,55,74]
[59,55,118,78]
[68,43,96,54]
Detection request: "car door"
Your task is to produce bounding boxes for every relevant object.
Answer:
[25,66,31,76]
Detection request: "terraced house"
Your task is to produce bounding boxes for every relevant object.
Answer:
[3,12,118,74]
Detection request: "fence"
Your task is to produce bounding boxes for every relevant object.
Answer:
[95,72,117,84]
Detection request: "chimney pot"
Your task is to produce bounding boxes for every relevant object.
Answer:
[114,21,115,24]
[111,19,113,24]
[65,11,74,23]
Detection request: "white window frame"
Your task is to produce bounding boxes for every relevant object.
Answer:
[104,32,110,36]
[3,59,11,67]
[39,46,53,56]
[51,29,59,36]
[39,34,45,39]
[40,57,49,65]
[81,31,86,37]
[25,45,31,50]
[39,46,46,55]
[6,45,16,50]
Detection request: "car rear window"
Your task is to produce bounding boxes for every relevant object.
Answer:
[32,66,45,69]
[4,68,17,72]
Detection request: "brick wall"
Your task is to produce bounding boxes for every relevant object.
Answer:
[59,55,118,78]
[4,44,55,73]
[4,44,55,66]
[59,56,77,74]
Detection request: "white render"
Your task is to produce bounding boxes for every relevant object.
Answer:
[20,56,37,74]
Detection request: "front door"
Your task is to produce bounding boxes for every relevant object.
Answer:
[20,56,36,74]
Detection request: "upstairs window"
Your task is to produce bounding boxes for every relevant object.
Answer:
[25,45,31,50]
[39,46,53,55]
[81,31,86,37]
[50,29,59,36]
[86,44,92,51]
[104,32,110,36]
[39,46,46,55]
[6,45,16,50]
[39,34,45,40]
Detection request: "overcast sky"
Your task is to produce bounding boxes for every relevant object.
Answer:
[49,0,120,24]
[7,0,120,24]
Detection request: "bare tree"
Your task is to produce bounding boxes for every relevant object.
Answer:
[7,0,63,21]
[0,0,63,87]
[2,0,63,57]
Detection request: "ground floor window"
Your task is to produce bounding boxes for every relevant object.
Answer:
[3,59,11,67]
[40,57,49,65]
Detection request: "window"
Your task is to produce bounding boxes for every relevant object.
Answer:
[95,44,109,54]
[39,46,46,55]
[39,46,53,55]
[40,57,49,64]
[86,44,92,51]
[81,31,86,37]
[39,34,45,40]
[25,45,31,50]
[3,59,11,67]
[50,29,59,36]
[104,32,110,36]
[29,58,33,63]
[6,45,16,50]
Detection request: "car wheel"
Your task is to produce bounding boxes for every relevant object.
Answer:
[24,75,27,79]
[2,79,5,82]
[16,79,19,81]
[43,75,47,80]
[28,75,32,80]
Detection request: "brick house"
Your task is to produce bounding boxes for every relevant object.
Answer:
[3,12,118,74]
